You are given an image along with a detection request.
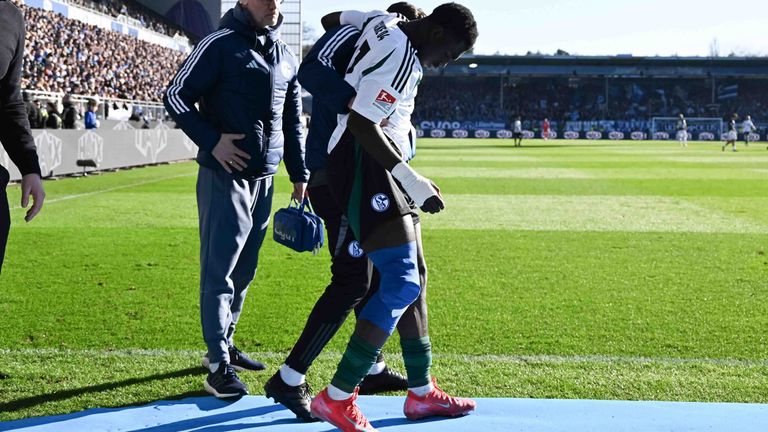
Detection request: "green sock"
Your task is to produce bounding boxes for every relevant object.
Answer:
[330,334,381,393]
[401,336,432,388]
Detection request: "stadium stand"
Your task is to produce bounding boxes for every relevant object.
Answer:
[57,0,188,39]
[13,0,768,140]
[415,77,768,126]
[414,55,768,136]
[18,2,184,102]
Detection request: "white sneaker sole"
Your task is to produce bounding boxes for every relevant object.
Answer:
[203,380,247,399]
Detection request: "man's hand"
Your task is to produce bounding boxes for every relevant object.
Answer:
[211,133,250,174]
[292,182,307,201]
[21,173,45,222]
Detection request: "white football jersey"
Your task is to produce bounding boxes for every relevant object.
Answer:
[514,120,522,133]
[743,119,755,132]
[328,12,423,158]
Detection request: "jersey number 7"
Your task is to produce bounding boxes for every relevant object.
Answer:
[346,41,371,74]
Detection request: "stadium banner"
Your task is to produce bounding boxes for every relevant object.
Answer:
[421,121,461,130]
[747,132,760,141]
[543,131,557,139]
[430,129,446,138]
[631,131,646,140]
[522,131,535,139]
[586,131,602,140]
[474,130,490,138]
[565,120,648,134]
[653,132,670,140]
[452,129,469,138]
[608,131,625,140]
[0,126,197,181]
[564,131,579,139]
[420,120,506,131]
[698,132,715,141]
[496,130,513,139]
[416,129,425,138]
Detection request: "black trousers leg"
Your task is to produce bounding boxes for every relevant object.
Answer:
[0,167,10,275]
[284,180,373,374]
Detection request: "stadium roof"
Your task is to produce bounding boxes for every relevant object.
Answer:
[433,55,768,79]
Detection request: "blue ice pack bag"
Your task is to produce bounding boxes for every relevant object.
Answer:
[273,198,325,254]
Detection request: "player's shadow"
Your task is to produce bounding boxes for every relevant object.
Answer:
[314,416,456,432]
[371,416,452,428]
[121,403,290,432]
[0,397,290,432]
[0,366,207,415]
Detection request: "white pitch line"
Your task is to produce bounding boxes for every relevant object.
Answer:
[1,348,766,368]
[9,173,196,210]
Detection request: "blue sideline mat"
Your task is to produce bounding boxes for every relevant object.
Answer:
[2,396,767,432]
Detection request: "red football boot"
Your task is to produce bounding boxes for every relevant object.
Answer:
[404,377,477,420]
[310,387,378,432]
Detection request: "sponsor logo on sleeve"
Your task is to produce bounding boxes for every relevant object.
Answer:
[373,90,397,114]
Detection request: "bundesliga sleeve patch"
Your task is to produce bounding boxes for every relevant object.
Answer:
[372,89,397,114]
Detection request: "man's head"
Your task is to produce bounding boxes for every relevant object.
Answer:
[239,0,281,28]
[746,115,751,120]
[407,2,477,69]
[679,113,684,119]
[387,2,427,20]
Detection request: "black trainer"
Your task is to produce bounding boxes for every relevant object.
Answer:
[358,366,408,395]
[203,362,248,399]
[229,345,266,371]
[202,345,266,372]
[264,371,317,422]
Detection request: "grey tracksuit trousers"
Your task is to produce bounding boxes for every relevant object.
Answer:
[197,165,274,364]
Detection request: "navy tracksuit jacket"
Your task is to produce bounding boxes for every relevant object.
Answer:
[163,8,308,183]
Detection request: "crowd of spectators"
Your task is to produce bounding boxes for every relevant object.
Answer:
[65,0,186,38]
[19,3,184,102]
[414,76,768,127]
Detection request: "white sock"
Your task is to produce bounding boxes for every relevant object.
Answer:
[279,364,306,386]
[367,361,386,375]
[209,362,220,373]
[327,384,353,401]
[409,382,434,397]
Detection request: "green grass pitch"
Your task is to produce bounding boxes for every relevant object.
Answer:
[1,138,767,421]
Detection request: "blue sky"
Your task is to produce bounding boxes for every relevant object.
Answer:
[301,0,767,57]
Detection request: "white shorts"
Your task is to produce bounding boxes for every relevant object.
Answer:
[676,131,687,140]
[726,131,737,141]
